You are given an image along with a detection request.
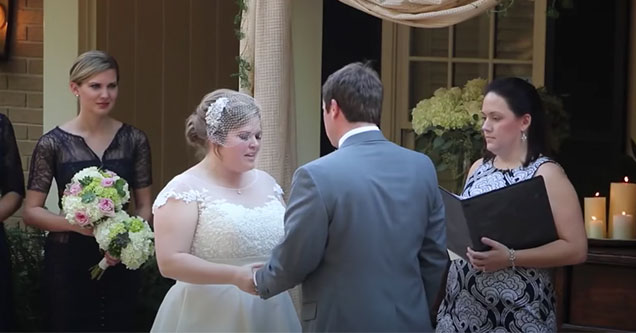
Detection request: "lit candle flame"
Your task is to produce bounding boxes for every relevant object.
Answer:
[595,192,600,197]
[625,176,630,183]
[622,211,627,216]
[592,216,597,221]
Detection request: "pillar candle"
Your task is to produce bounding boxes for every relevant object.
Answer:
[584,192,606,236]
[609,177,636,237]
[587,216,605,239]
[613,212,634,240]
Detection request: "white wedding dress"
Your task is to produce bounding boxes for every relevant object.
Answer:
[150,169,301,332]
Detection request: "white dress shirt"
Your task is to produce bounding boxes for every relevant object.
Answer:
[337,125,380,148]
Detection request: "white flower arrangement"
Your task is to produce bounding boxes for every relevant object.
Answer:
[91,212,155,279]
[411,78,487,193]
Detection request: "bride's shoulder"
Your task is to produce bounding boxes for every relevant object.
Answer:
[152,170,210,211]
[253,169,275,182]
[163,169,201,188]
[252,169,284,198]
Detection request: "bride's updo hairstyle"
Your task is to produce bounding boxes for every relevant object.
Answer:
[185,89,261,156]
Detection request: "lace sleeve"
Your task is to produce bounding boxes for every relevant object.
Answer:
[132,127,152,189]
[152,174,207,214]
[27,132,57,193]
[0,115,25,196]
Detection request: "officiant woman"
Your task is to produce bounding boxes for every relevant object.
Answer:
[435,77,587,332]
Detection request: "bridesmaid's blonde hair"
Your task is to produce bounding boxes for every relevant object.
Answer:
[69,50,120,85]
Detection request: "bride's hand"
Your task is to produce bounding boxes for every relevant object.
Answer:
[234,263,263,295]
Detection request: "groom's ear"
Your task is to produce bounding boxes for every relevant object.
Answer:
[329,99,342,118]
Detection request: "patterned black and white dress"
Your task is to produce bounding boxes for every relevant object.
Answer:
[436,156,557,333]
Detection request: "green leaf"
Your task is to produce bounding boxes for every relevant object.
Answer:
[432,136,444,149]
[441,140,454,151]
[115,179,127,197]
[79,176,92,187]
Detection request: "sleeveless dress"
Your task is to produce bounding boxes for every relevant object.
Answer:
[150,169,301,332]
[436,157,557,333]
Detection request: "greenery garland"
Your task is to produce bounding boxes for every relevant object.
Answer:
[494,0,568,19]
[232,0,252,90]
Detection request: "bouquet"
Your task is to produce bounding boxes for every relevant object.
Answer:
[61,166,130,228]
[91,211,155,280]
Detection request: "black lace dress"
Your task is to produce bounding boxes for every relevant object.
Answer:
[27,124,152,332]
[0,114,25,331]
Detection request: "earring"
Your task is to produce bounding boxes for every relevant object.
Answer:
[521,131,528,142]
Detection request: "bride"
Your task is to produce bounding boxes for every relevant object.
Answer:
[151,89,301,332]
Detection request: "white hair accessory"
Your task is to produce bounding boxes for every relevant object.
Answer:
[205,97,229,141]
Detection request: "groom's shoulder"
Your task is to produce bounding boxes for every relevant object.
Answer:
[376,141,436,167]
[303,149,347,169]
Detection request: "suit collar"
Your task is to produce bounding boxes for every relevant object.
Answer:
[339,130,387,149]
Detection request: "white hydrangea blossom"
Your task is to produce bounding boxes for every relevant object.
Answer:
[120,227,155,270]
[72,166,103,181]
[94,211,129,251]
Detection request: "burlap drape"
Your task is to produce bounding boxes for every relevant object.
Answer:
[338,0,499,28]
[240,0,297,195]
[239,0,301,314]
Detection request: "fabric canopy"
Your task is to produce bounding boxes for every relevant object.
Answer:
[338,0,499,28]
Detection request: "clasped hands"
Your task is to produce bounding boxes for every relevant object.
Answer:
[235,262,265,296]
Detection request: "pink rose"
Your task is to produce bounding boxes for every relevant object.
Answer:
[69,183,82,195]
[74,211,90,226]
[101,178,115,187]
[98,198,115,216]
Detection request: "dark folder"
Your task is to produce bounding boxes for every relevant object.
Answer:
[440,176,558,261]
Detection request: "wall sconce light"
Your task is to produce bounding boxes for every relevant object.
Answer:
[0,0,13,61]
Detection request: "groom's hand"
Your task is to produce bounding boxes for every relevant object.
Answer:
[234,263,264,295]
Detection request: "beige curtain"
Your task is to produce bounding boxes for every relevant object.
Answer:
[240,0,301,314]
[240,0,297,195]
[338,0,499,28]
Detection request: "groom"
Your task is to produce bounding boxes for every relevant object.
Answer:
[252,62,448,331]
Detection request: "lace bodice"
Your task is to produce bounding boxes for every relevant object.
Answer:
[153,169,285,262]
[27,124,152,208]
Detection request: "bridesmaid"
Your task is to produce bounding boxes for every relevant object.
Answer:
[0,113,25,331]
[23,50,153,332]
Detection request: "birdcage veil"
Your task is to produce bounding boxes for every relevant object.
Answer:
[204,91,261,146]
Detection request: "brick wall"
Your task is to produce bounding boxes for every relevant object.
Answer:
[0,0,43,227]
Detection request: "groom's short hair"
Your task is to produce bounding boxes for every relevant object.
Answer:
[322,62,383,126]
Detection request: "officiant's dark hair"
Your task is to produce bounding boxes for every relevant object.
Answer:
[322,62,383,126]
[482,77,548,166]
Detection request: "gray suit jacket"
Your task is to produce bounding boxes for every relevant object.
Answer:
[256,131,448,332]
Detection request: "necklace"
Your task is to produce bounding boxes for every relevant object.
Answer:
[225,170,258,195]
